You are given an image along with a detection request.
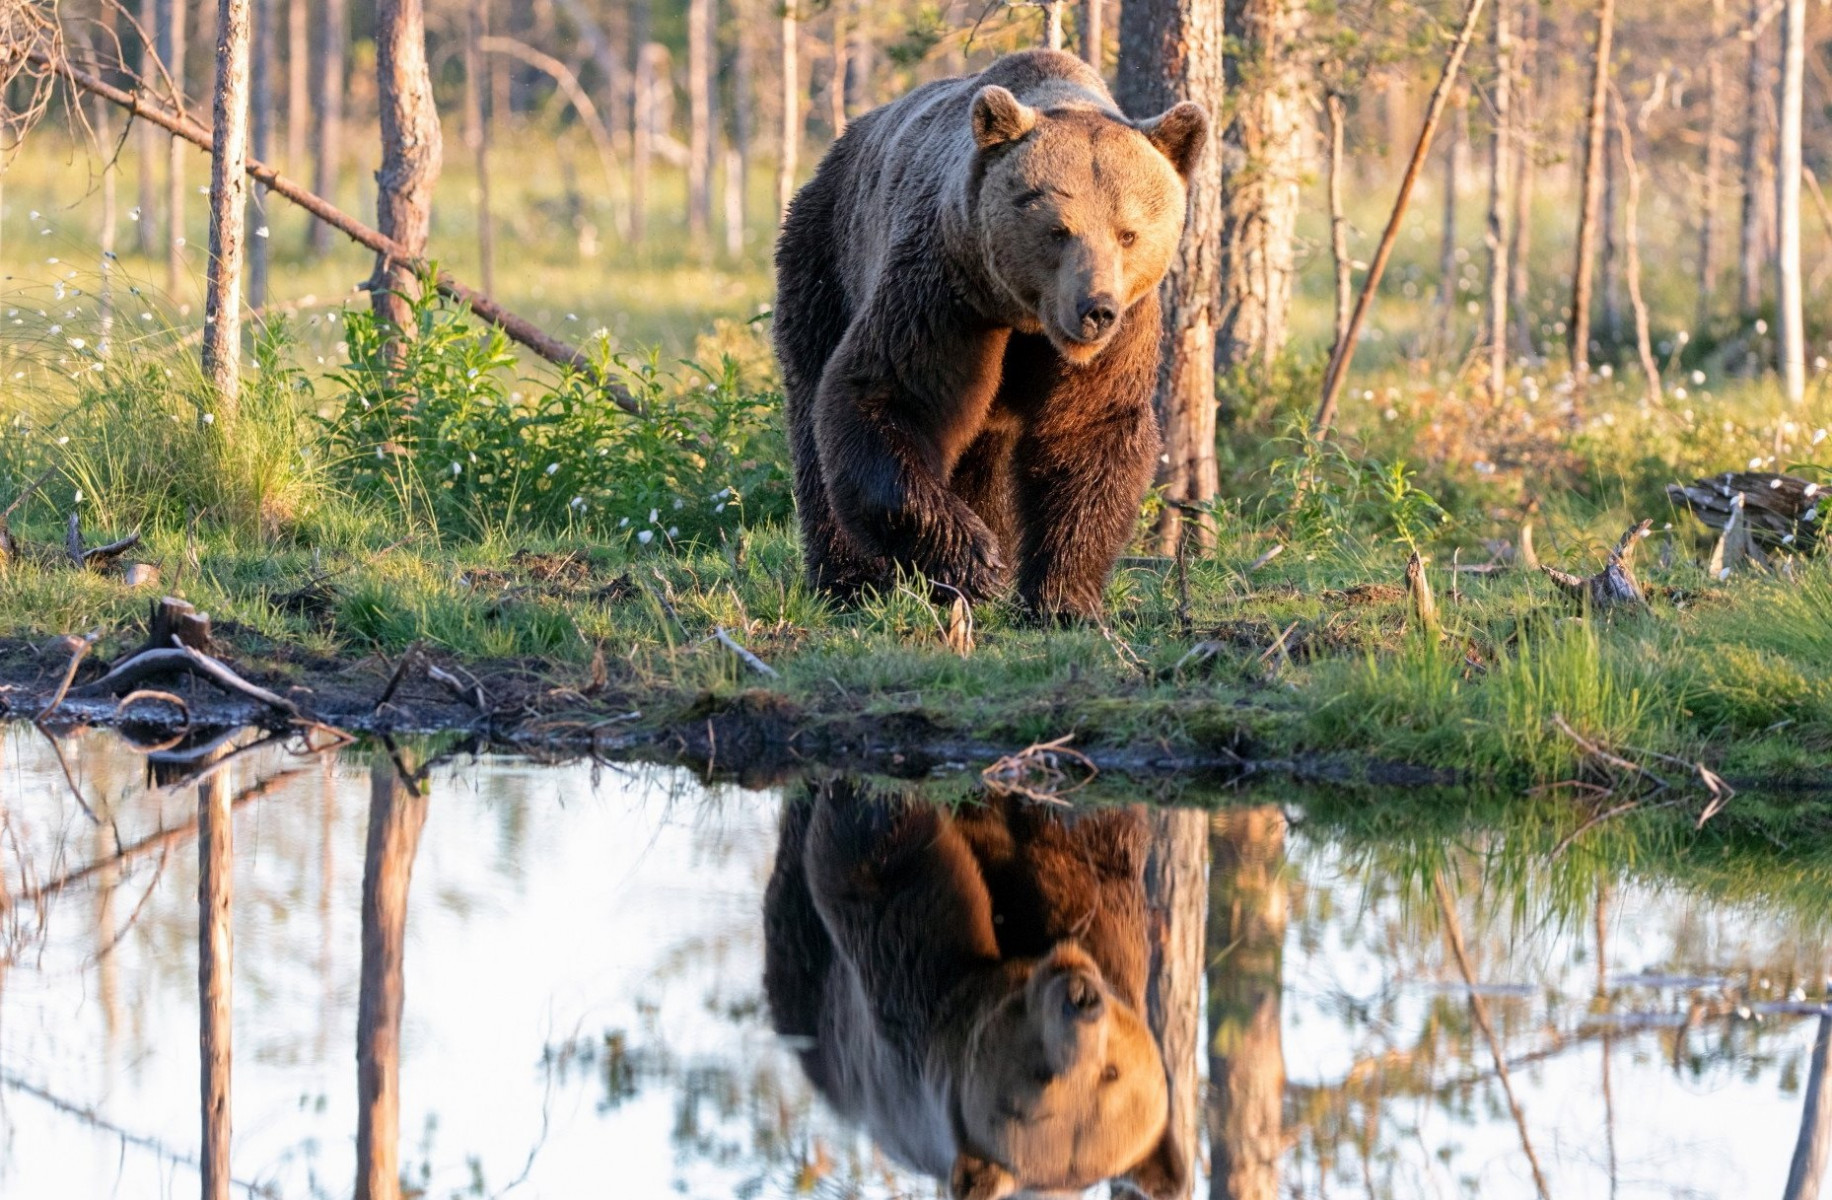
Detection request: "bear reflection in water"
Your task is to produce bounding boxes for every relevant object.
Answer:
[764,779,1185,1199]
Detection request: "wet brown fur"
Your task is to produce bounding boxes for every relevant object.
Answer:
[773,50,1208,619]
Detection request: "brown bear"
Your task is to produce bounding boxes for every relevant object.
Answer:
[762,780,1186,1199]
[773,49,1208,619]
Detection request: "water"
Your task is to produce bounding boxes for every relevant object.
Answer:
[1,725,1828,1200]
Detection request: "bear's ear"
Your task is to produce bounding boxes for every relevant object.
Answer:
[1117,1124,1191,1200]
[950,1153,1019,1200]
[971,86,1038,150]
[1136,102,1210,182]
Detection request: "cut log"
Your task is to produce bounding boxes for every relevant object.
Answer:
[1667,471,1823,553]
[1542,520,1652,611]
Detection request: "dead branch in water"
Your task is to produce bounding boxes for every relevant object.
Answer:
[981,734,1098,805]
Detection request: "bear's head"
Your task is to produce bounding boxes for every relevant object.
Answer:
[950,942,1185,1200]
[968,85,1208,364]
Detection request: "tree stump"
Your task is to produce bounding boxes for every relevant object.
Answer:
[144,596,214,655]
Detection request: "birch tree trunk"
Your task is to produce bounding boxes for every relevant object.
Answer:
[1207,807,1287,1200]
[1696,0,1727,333]
[1215,0,1306,373]
[307,0,344,256]
[1508,0,1537,356]
[778,0,800,221]
[1118,0,1225,554]
[1144,807,1206,1200]
[1601,115,1623,346]
[1775,0,1806,403]
[688,0,715,244]
[1738,0,1766,320]
[136,0,160,256]
[372,0,443,336]
[203,0,252,422]
[464,0,494,295]
[1046,0,1066,50]
[1485,0,1512,397]
[355,756,429,1200]
[159,0,188,294]
[1784,1014,1832,1200]
[285,0,306,171]
[828,3,848,139]
[94,92,118,353]
[197,762,234,1200]
[1081,0,1103,72]
[248,0,273,310]
[1568,0,1616,395]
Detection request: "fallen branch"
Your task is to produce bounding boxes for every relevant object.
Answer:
[72,644,302,719]
[113,689,193,751]
[38,53,645,417]
[426,662,489,712]
[981,734,1098,806]
[713,626,781,678]
[64,511,142,570]
[35,631,99,721]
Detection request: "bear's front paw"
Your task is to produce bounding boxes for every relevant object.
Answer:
[926,517,1008,603]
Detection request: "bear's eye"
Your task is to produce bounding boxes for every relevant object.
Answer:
[1049,226,1072,243]
[1101,1065,1120,1084]
[1117,230,1138,248]
[1032,1065,1055,1084]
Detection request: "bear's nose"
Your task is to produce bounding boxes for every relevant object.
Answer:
[1063,974,1106,1022]
[1077,297,1118,340]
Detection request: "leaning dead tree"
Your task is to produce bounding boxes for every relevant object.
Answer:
[44,55,647,416]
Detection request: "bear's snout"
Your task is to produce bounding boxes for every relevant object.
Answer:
[1076,295,1118,342]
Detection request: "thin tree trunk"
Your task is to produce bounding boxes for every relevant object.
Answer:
[631,1,653,245]
[1438,89,1464,311]
[1118,0,1225,553]
[1601,114,1623,346]
[355,755,429,1200]
[1485,0,1512,397]
[847,1,873,110]
[203,0,252,422]
[1738,0,1766,319]
[1046,0,1067,50]
[1207,807,1286,1200]
[307,0,344,256]
[1081,0,1103,72]
[1697,0,1728,334]
[95,93,118,354]
[285,0,306,171]
[1783,1014,1832,1200]
[1613,91,1661,406]
[1325,89,1351,355]
[1143,807,1206,1199]
[1775,0,1806,403]
[778,0,799,221]
[136,0,160,256]
[729,0,754,258]
[1568,0,1616,399]
[160,0,188,293]
[1216,0,1307,373]
[371,0,444,336]
[1508,0,1537,356]
[248,0,273,310]
[464,0,494,296]
[197,761,234,1200]
[1313,0,1489,435]
[688,0,715,243]
[828,2,847,139]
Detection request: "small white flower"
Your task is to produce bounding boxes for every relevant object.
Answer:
[667,526,678,538]
[128,207,141,221]
[637,529,653,544]
[1755,319,1769,334]
[1690,370,1707,385]
[202,412,214,425]
[545,462,559,476]
[619,517,630,528]
[45,257,57,265]
[451,461,462,476]
[57,436,69,445]
[254,226,270,239]
[1674,387,1688,399]
[672,497,685,510]
[1598,364,1613,378]
[73,489,82,503]
[1749,456,1765,469]
[649,508,659,523]
[67,337,84,350]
